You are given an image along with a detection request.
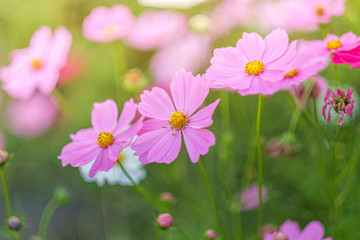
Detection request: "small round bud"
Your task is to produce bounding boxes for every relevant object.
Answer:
[273,231,289,240]
[189,14,212,34]
[258,224,277,239]
[160,192,175,203]
[7,216,21,230]
[123,68,147,91]
[205,229,218,239]
[157,213,173,229]
[53,186,70,206]
[0,150,9,166]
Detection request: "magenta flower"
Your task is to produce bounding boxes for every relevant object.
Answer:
[205,28,297,95]
[125,10,187,51]
[239,184,268,211]
[132,69,220,164]
[58,99,143,177]
[264,220,332,240]
[83,5,134,43]
[322,88,355,126]
[0,26,72,100]
[332,45,360,69]
[7,93,58,138]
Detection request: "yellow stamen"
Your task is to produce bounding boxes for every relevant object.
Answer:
[316,6,325,16]
[32,59,42,69]
[284,69,298,78]
[115,153,124,165]
[327,39,342,50]
[97,132,114,148]
[245,60,265,75]
[169,111,187,129]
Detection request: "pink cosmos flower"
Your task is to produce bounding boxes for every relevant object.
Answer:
[125,10,187,51]
[58,99,143,177]
[302,0,345,24]
[132,69,220,164]
[322,88,355,126]
[7,93,58,138]
[205,28,297,95]
[264,220,332,240]
[309,32,360,57]
[0,26,72,100]
[239,184,268,211]
[332,45,360,69]
[83,5,134,43]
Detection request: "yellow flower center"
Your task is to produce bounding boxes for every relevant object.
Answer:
[97,131,114,148]
[32,59,42,69]
[169,111,187,129]
[244,60,265,75]
[284,69,298,78]
[115,153,124,165]
[327,39,342,50]
[316,6,325,16]
[104,24,119,36]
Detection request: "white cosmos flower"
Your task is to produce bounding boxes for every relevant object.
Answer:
[138,0,207,9]
[79,146,146,187]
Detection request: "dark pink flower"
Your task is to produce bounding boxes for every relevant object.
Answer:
[332,45,360,69]
[322,88,355,126]
[157,213,173,229]
[58,99,143,177]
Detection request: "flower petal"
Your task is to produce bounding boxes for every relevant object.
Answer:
[138,87,174,120]
[116,116,144,141]
[182,127,215,163]
[262,28,289,63]
[236,32,265,60]
[89,148,117,178]
[280,220,301,240]
[299,221,325,240]
[188,99,220,129]
[138,119,168,135]
[91,99,118,132]
[113,98,137,135]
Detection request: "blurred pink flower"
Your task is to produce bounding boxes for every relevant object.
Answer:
[132,69,219,164]
[205,28,297,95]
[7,93,58,138]
[0,26,72,100]
[240,184,268,211]
[332,45,360,69]
[58,99,143,177]
[302,0,345,24]
[125,10,187,51]
[150,33,212,89]
[264,220,332,240]
[309,32,360,57]
[322,88,355,126]
[83,5,134,43]
[58,51,87,86]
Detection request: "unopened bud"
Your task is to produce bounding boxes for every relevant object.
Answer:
[273,231,289,240]
[189,14,212,34]
[7,216,21,230]
[157,213,173,229]
[123,68,146,91]
[53,186,70,206]
[0,150,9,166]
[160,192,175,203]
[258,224,277,238]
[205,229,218,239]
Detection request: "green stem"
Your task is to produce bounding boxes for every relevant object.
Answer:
[155,229,162,240]
[0,167,12,218]
[256,94,263,239]
[220,91,231,130]
[118,162,161,211]
[330,126,342,222]
[333,64,339,90]
[110,43,127,104]
[313,99,318,124]
[198,159,226,240]
[38,198,60,240]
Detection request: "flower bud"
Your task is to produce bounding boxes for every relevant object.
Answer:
[258,224,277,239]
[157,213,173,229]
[205,229,218,239]
[53,186,70,206]
[0,150,9,166]
[7,216,21,230]
[160,192,175,203]
[123,68,147,91]
[273,231,289,240]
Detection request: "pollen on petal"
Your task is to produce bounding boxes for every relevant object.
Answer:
[169,111,187,129]
[284,68,298,78]
[244,60,265,75]
[32,59,42,69]
[97,131,114,148]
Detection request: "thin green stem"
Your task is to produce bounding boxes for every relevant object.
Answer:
[330,126,342,221]
[0,167,12,218]
[155,229,162,240]
[313,99,318,124]
[256,94,263,239]
[38,198,60,240]
[220,90,231,130]
[110,43,127,104]
[118,162,161,211]
[333,64,339,90]
[198,159,226,240]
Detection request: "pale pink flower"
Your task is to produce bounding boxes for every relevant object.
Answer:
[322,88,355,126]
[205,28,297,95]
[150,33,212,89]
[132,69,219,164]
[264,220,332,240]
[6,93,58,138]
[58,99,143,177]
[240,184,268,211]
[332,45,360,69]
[83,5,134,42]
[125,10,187,51]
[0,26,72,100]
[309,32,360,57]
[301,0,345,24]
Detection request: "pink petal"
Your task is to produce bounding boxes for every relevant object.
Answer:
[338,111,345,126]
[48,26,73,68]
[280,220,301,240]
[89,148,117,178]
[182,127,215,163]
[265,40,297,71]
[29,26,53,56]
[170,69,209,116]
[327,106,333,123]
[188,99,220,129]
[345,100,354,117]
[262,28,290,63]
[138,87,174,120]
[113,98,137,135]
[299,221,325,240]
[91,99,118,132]
[116,116,144,141]
[147,129,182,164]
[138,119,168,135]
[236,32,265,60]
